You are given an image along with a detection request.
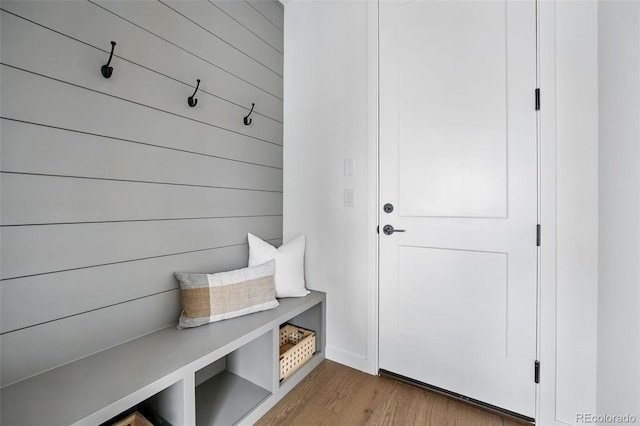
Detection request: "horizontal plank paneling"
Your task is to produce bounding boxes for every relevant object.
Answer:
[2,120,281,176]
[0,237,281,384]
[0,291,180,387]
[247,0,284,32]
[1,121,282,192]
[1,67,283,169]
[163,0,283,74]
[93,0,282,96]
[0,240,275,334]
[0,0,283,387]
[0,174,283,225]
[0,10,282,145]
[1,216,282,280]
[213,0,283,52]
[0,1,283,122]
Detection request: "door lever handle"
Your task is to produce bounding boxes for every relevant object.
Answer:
[383,225,405,235]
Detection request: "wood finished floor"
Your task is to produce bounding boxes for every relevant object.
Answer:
[256,360,525,426]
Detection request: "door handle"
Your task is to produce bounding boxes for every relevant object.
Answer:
[382,225,405,235]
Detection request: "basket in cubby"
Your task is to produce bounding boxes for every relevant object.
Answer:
[279,324,316,381]
[111,411,153,426]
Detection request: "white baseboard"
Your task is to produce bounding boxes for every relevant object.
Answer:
[325,346,377,375]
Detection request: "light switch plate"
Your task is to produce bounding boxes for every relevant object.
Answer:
[344,159,355,176]
[344,188,355,207]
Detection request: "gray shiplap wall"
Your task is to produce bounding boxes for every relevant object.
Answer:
[0,0,283,387]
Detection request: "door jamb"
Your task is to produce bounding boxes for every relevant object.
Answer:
[536,0,558,423]
[367,0,380,377]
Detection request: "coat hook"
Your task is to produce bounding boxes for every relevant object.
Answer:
[101,41,117,79]
[244,103,255,125]
[188,79,200,107]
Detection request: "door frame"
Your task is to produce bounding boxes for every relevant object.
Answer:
[365,0,559,422]
[536,0,559,423]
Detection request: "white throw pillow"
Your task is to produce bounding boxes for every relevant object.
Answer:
[248,233,310,298]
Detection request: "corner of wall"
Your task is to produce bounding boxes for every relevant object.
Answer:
[596,0,640,420]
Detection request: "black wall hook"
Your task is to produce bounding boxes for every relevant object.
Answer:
[101,41,117,79]
[188,79,200,107]
[244,103,255,125]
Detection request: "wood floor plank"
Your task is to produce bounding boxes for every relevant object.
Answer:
[257,360,532,426]
[373,380,432,426]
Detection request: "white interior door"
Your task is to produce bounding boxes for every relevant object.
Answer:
[378,0,538,418]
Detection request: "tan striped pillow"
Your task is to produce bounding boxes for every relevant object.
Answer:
[174,260,279,329]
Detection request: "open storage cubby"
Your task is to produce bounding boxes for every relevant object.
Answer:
[1,291,325,426]
[279,302,325,387]
[195,331,274,426]
[100,379,184,426]
[139,379,186,426]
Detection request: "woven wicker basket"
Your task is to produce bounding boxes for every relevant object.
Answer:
[279,324,316,381]
[111,412,153,426]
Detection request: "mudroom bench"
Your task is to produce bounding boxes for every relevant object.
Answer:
[0,291,326,426]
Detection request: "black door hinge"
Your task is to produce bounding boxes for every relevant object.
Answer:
[536,224,541,247]
[534,360,540,384]
[535,88,541,111]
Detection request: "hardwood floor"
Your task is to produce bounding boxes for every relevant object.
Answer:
[257,360,526,426]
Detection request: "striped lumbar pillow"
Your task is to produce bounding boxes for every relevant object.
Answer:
[174,260,279,329]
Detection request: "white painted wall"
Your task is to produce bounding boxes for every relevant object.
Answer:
[553,1,600,423]
[283,1,377,373]
[597,0,640,421]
